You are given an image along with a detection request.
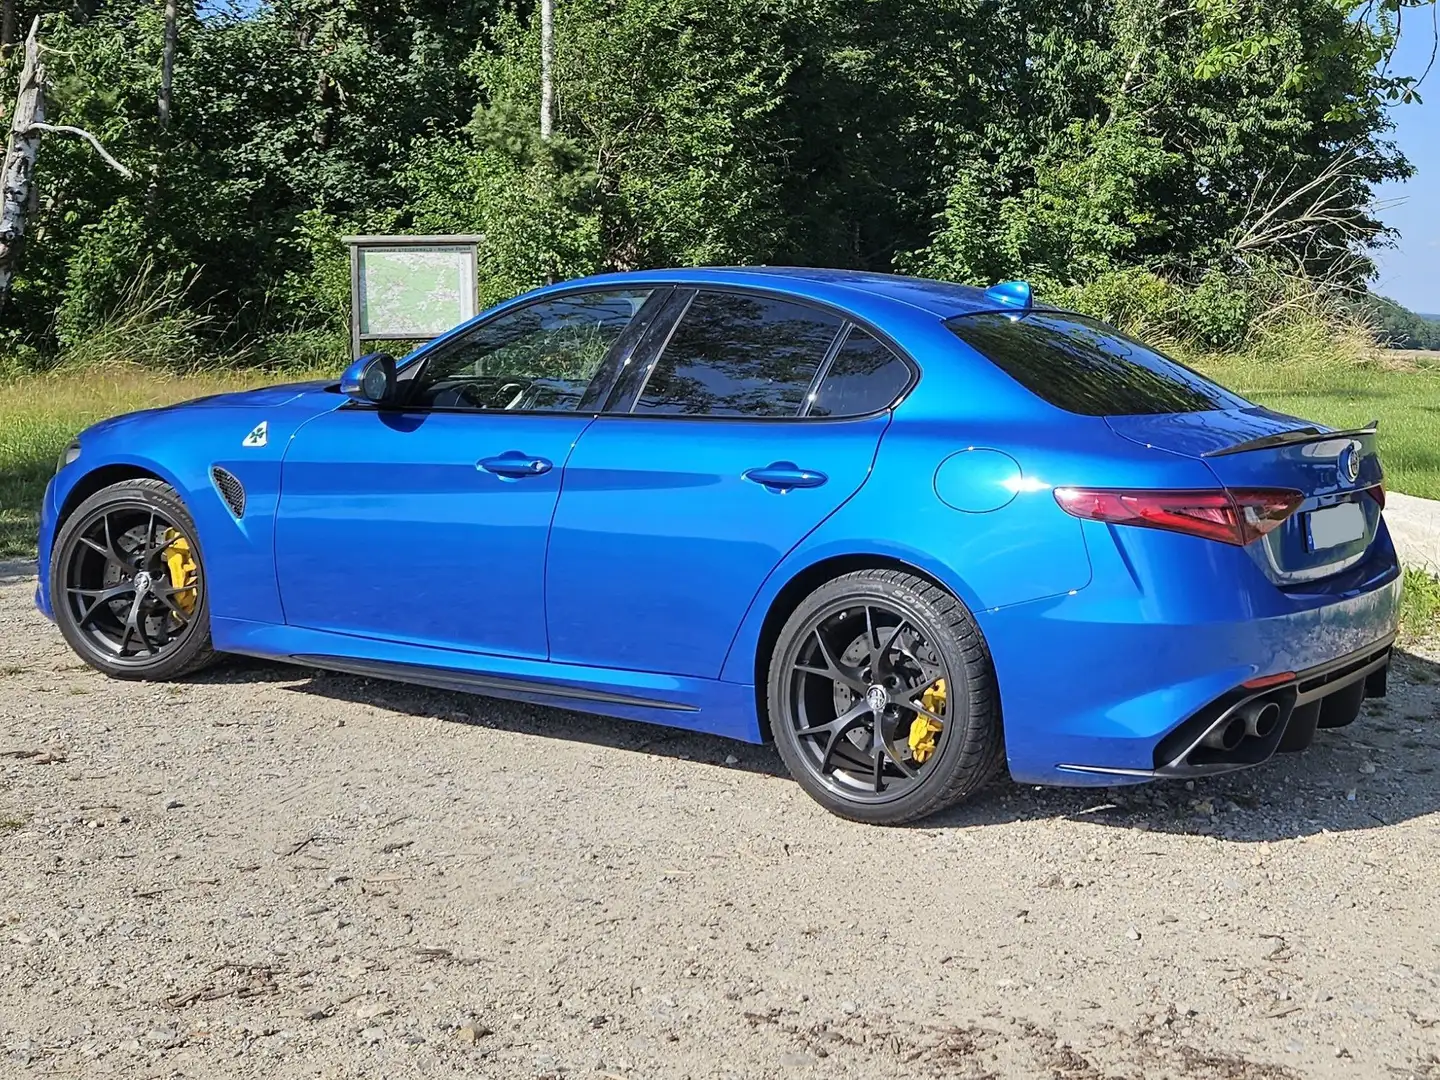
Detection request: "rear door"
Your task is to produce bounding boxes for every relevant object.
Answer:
[544,289,915,677]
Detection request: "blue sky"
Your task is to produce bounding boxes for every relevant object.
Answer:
[1372,25,1440,313]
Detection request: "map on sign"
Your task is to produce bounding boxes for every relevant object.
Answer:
[357,246,478,337]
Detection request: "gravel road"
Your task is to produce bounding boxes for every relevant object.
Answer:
[2,558,1438,1079]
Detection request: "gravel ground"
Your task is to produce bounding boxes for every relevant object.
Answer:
[2,558,1439,1080]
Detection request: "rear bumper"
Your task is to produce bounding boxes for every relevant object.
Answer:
[980,519,1403,786]
[1055,636,1393,781]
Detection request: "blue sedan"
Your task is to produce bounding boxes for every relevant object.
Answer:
[35,268,1400,823]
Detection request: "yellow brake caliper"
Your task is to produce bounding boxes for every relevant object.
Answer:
[908,679,946,763]
[161,529,198,615]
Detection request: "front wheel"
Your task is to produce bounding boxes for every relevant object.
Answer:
[767,569,1003,825]
[50,478,217,680]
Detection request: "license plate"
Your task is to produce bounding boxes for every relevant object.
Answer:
[1305,501,1366,552]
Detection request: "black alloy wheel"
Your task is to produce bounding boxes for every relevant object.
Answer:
[768,569,1003,824]
[51,479,216,680]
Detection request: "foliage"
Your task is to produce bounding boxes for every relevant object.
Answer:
[1357,293,1440,350]
[0,0,1432,365]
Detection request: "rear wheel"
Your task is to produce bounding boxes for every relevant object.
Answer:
[50,479,216,680]
[767,569,1003,824]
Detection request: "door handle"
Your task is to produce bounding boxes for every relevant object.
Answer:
[478,452,553,478]
[742,462,828,491]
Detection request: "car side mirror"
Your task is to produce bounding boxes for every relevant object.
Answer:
[341,352,397,405]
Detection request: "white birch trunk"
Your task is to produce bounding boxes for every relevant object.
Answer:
[0,18,44,313]
[539,0,553,140]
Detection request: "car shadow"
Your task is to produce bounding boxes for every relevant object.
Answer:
[217,656,790,778]
[208,645,1440,842]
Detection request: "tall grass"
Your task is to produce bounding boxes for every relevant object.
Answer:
[1107,293,1440,501]
[49,263,228,374]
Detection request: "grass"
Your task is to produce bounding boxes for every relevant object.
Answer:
[1402,566,1440,642]
[0,367,317,558]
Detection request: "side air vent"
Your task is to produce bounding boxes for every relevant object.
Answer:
[211,466,246,518]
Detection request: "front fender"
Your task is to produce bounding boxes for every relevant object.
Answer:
[40,401,337,626]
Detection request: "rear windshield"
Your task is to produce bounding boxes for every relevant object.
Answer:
[946,311,1247,416]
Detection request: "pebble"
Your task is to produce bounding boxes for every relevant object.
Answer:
[1126,927,1141,941]
[779,1051,816,1067]
[360,1027,384,1043]
[163,798,183,810]
[456,1019,491,1043]
[1358,762,1376,774]
[724,754,739,765]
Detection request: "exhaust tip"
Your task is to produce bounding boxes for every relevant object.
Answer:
[1245,701,1281,740]
[1202,715,1247,752]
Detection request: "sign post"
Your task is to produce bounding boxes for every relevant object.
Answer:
[343,234,483,359]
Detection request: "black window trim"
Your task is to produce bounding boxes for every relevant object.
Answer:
[340,283,667,418]
[614,287,698,414]
[600,283,920,423]
[799,322,858,418]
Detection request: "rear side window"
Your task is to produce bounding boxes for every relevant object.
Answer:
[947,312,1246,416]
[635,291,843,417]
[808,328,912,417]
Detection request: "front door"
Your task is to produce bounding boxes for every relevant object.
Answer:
[274,287,660,658]
[545,289,916,677]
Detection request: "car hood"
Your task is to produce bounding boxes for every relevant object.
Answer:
[169,379,335,409]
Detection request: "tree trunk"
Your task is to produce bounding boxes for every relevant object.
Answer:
[0,18,44,314]
[539,0,553,139]
[1,0,16,55]
[158,0,178,128]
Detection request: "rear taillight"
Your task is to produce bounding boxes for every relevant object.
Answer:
[1053,487,1304,546]
[1369,481,1385,511]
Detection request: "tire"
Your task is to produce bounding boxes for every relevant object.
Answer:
[767,569,1003,825]
[50,478,217,680]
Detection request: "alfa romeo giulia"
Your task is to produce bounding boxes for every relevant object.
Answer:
[36,268,1400,823]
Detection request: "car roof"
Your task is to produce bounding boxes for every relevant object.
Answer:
[556,266,1025,319]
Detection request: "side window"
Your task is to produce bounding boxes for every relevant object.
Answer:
[634,291,843,417]
[808,328,912,417]
[410,290,652,412]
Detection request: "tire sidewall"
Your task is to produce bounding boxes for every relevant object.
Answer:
[50,480,212,680]
[767,574,985,825]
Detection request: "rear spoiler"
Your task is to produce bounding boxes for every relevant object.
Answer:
[1201,421,1378,459]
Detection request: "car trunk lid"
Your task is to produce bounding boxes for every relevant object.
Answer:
[1105,408,1383,584]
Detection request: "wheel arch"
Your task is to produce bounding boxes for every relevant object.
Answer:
[55,463,172,536]
[742,552,983,742]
